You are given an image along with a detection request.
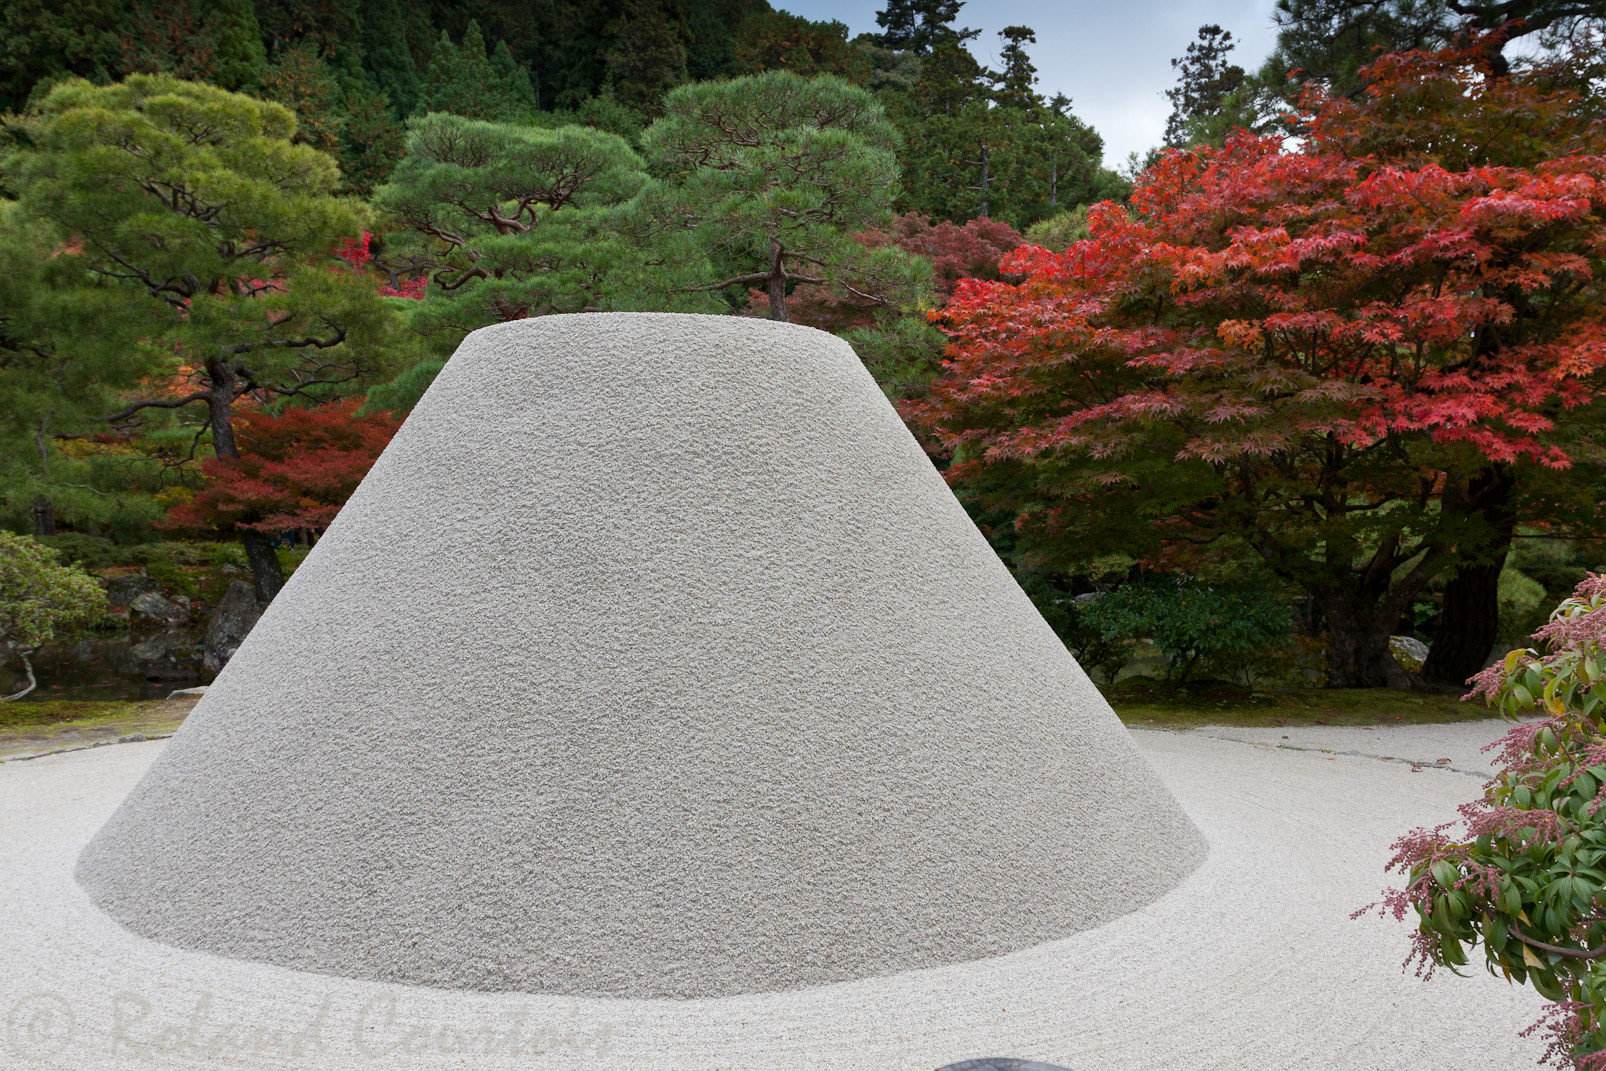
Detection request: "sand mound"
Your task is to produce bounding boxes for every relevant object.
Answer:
[77,313,1204,998]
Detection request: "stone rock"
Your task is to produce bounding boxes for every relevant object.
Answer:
[129,591,186,623]
[166,686,209,699]
[1390,635,1430,674]
[202,582,261,675]
[1072,592,1102,604]
[130,635,169,661]
[105,573,159,607]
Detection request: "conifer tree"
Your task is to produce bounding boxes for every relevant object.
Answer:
[871,0,974,54]
[1163,25,1247,146]
[374,112,651,346]
[116,0,267,90]
[0,0,122,110]
[636,71,927,322]
[604,0,689,114]
[9,76,406,602]
[993,25,1041,111]
[421,22,536,121]
[733,11,871,81]
[359,0,424,116]
[489,40,539,114]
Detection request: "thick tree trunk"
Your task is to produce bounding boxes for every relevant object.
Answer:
[206,355,285,605]
[239,530,286,605]
[1422,561,1503,686]
[766,273,787,322]
[1421,467,1516,687]
[1322,591,1408,688]
[31,495,55,537]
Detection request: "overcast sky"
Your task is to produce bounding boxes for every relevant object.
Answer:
[785,0,1283,166]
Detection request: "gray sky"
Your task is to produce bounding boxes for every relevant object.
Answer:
[785,0,1283,166]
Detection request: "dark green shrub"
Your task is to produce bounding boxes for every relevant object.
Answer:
[1078,575,1294,685]
[1015,571,1138,684]
[36,533,127,570]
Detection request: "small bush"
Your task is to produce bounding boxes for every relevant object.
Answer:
[37,533,131,570]
[1371,574,1606,1069]
[1077,576,1294,686]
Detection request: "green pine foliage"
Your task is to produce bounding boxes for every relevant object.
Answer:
[373,112,653,349]
[604,0,689,114]
[115,0,268,91]
[635,71,928,323]
[421,21,535,121]
[0,532,107,697]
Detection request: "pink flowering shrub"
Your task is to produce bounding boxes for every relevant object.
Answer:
[1367,574,1606,1068]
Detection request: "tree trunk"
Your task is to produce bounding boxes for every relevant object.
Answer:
[979,144,990,218]
[32,417,55,537]
[1,647,37,702]
[1321,591,1407,688]
[765,239,787,322]
[240,530,286,605]
[1421,467,1516,687]
[31,495,55,537]
[1050,154,1058,208]
[206,355,286,605]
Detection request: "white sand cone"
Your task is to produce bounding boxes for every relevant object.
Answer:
[77,314,1204,999]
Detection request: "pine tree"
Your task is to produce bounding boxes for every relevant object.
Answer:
[490,39,538,114]
[604,0,689,114]
[359,0,423,116]
[993,26,1041,112]
[636,72,927,322]
[871,0,973,54]
[116,0,267,91]
[420,21,533,121]
[1163,25,1246,147]
[375,112,652,343]
[11,75,407,602]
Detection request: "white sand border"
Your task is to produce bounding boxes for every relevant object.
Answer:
[0,722,1548,1070]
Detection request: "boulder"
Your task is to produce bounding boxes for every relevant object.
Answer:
[1390,635,1430,674]
[202,581,261,674]
[130,635,170,661]
[105,573,159,607]
[129,591,186,624]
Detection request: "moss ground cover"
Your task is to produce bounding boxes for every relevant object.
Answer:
[1106,679,1494,729]
[0,696,200,760]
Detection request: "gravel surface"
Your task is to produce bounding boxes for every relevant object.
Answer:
[0,721,1549,1071]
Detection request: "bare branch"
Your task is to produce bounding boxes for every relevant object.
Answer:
[105,391,213,423]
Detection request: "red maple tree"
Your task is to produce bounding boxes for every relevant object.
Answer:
[911,45,1606,687]
[162,399,400,537]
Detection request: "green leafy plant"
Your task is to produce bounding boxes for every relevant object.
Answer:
[1076,576,1294,685]
[0,531,107,700]
[1370,574,1606,1069]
